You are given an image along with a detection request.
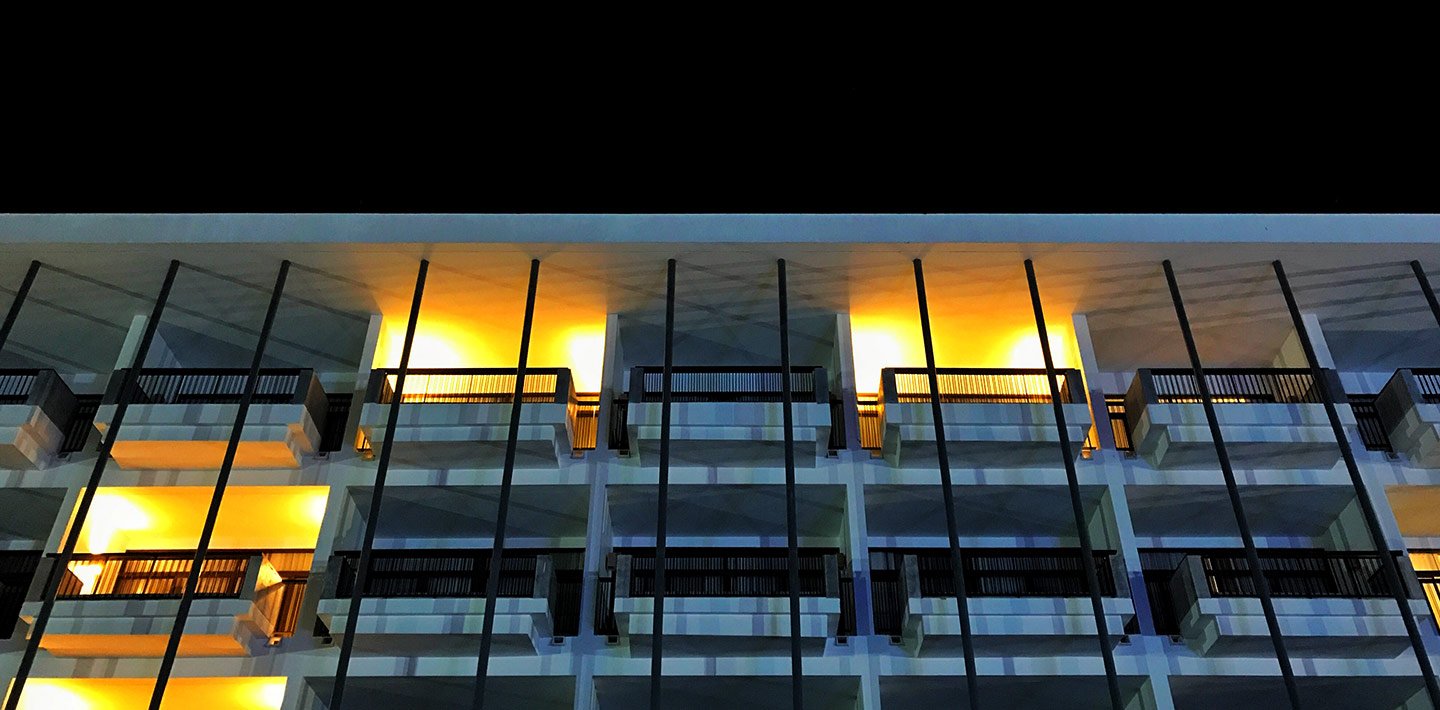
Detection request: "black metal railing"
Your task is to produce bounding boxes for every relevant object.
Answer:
[319,393,352,453]
[573,394,600,450]
[871,568,906,637]
[1350,395,1394,453]
[880,367,1084,404]
[1418,571,1440,634]
[856,397,883,450]
[1146,368,1328,404]
[105,367,329,431]
[0,369,80,441]
[1412,368,1440,403]
[628,366,828,404]
[0,370,37,404]
[595,571,619,638]
[0,551,41,639]
[608,395,630,451]
[622,548,834,597]
[365,367,572,404]
[59,394,101,454]
[1198,549,1394,599]
[838,573,856,637]
[54,552,253,599]
[828,398,847,452]
[331,549,584,636]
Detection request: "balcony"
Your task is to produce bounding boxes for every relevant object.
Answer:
[93,368,330,469]
[1,551,41,640]
[615,366,837,468]
[1125,368,1349,470]
[0,369,79,469]
[1160,549,1429,657]
[596,547,853,655]
[357,368,584,469]
[303,677,576,710]
[18,550,310,656]
[316,548,583,655]
[1376,368,1440,467]
[874,368,1091,468]
[870,547,1131,656]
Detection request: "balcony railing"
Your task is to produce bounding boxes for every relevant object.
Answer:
[0,368,79,439]
[1139,368,1334,405]
[331,549,584,636]
[856,397,883,450]
[870,548,1119,636]
[608,395,630,452]
[627,366,829,404]
[1349,395,1394,453]
[1419,570,1440,634]
[1106,395,1133,452]
[1197,549,1394,599]
[54,551,253,600]
[0,551,41,639]
[104,368,330,431]
[1411,369,1440,403]
[573,394,600,450]
[879,367,1085,405]
[364,368,574,405]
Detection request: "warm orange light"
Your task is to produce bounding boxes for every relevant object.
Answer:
[70,487,329,554]
[562,325,605,392]
[67,562,105,595]
[372,315,607,393]
[1005,329,1075,369]
[17,678,287,710]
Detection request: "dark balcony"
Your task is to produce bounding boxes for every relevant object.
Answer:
[95,368,329,469]
[318,548,583,655]
[869,547,1129,655]
[21,549,311,656]
[1158,548,1427,657]
[358,367,582,468]
[1125,368,1348,469]
[1376,368,1440,466]
[619,366,837,467]
[874,367,1091,468]
[597,547,850,655]
[0,369,79,469]
[0,550,41,639]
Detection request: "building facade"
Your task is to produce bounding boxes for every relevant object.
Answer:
[2,214,1440,709]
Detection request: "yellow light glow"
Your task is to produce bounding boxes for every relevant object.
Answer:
[372,315,607,393]
[71,487,330,554]
[1005,330,1075,369]
[850,316,923,394]
[18,678,287,710]
[563,325,605,392]
[67,562,105,595]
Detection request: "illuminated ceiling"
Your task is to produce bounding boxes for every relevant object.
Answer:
[67,485,329,554]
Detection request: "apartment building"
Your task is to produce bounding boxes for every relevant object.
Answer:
[1,214,1440,709]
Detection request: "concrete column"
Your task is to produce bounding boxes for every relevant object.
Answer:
[1106,481,1154,636]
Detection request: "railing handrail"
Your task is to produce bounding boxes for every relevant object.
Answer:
[884,366,1083,376]
[368,366,574,376]
[103,368,327,430]
[1187,548,1395,599]
[364,367,574,405]
[633,365,825,374]
[880,367,1085,405]
[1144,367,1318,376]
[628,365,828,404]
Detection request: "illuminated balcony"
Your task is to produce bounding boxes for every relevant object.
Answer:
[13,677,290,710]
[596,676,861,710]
[12,485,326,656]
[1160,549,1429,657]
[357,367,584,469]
[874,368,1091,468]
[1125,368,1349,470]
[595,547,854,655]
[315,548,583,656]
[94,368,330,469]
[18,549,310,656]
[1375,368,1440,467]
[0,369,79,469]
[870,547,1131,656]
[614,366,839,467]
[302,677,575,710]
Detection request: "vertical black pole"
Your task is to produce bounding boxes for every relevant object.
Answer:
[1273,260,1440,707]
[473,259,542,710]
[4,260,182,710]
[329,259,429,710]
[1023,260,1123,710]
[1162,260,1302,709]
[649,258,677,710]
[912,259,980,710]
[0,260,42,352]
[777,259,805,710]
[149,261,291,708]
[1411,261,1440,331]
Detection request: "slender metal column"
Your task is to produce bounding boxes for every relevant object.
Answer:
[1273,260,1440,707]
[649,258,677,710]
[1023,260,1123,710]
[912,258,980,709]
[4,260,182,710]
[149,261,290,708]
[473,259,542,710]
[0,260,42,351]
[776,259,805,710]
[329,259,429,710]
[1411,261,1440,330]
[1161,261,1301,708]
